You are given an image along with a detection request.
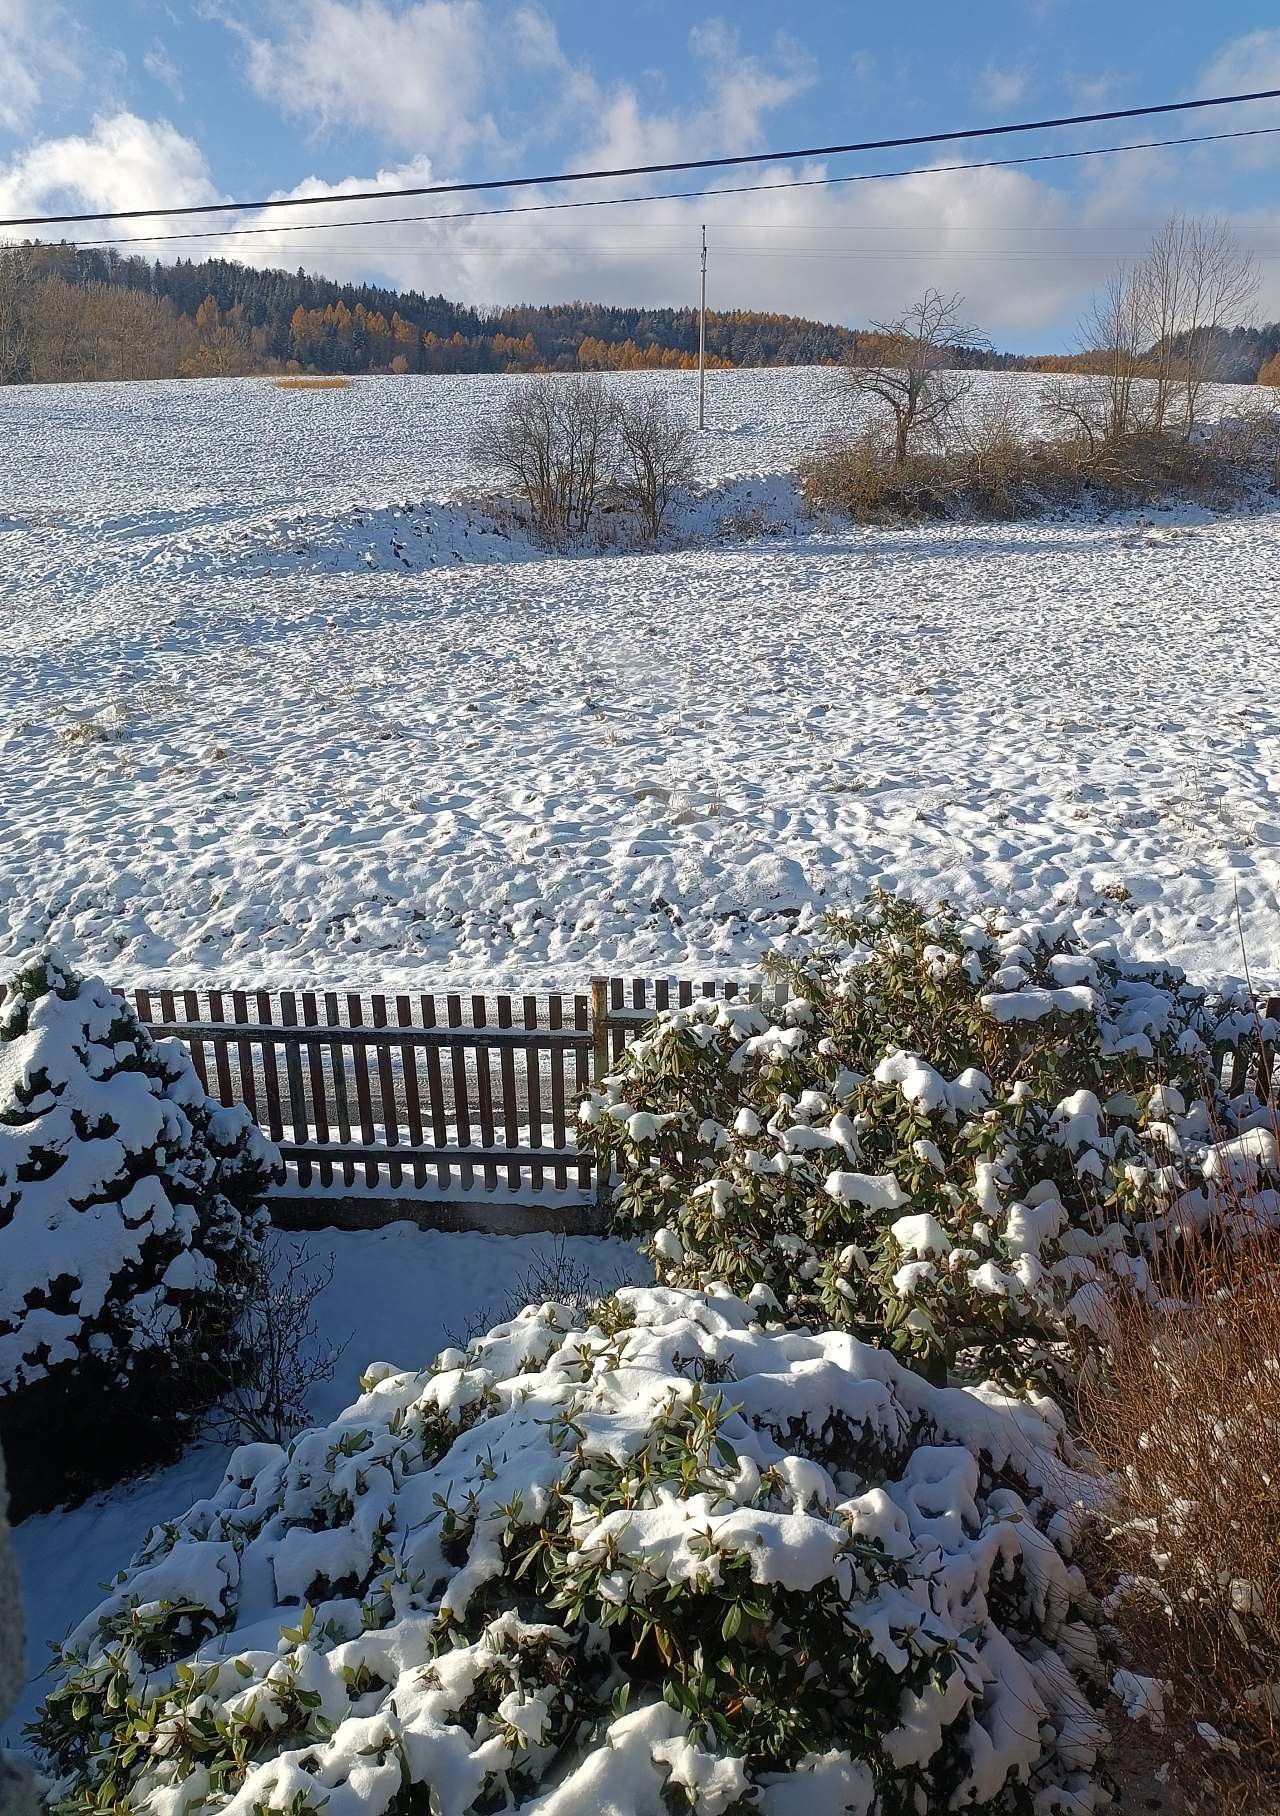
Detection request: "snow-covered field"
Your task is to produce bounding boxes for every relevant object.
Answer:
[2,1225,645,1747]
[2,365,1279,992]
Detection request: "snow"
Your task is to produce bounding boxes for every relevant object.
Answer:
[1,366,1278,992]
[0,1223,646,1751]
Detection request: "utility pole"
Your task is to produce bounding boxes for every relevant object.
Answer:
[698,223,707,431]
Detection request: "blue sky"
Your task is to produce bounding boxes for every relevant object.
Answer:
[3,1,1280,348]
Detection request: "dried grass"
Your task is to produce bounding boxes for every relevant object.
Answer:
[798,414,1268,525]
[272,375,354,391]
[1079,1162,1280,1814]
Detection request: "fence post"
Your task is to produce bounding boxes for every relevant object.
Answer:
[590,977,611,1223]
[1257,994,1280,1100]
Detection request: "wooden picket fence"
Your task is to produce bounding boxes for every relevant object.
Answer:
[119,975,788,1202]
[7,973,1277,1216]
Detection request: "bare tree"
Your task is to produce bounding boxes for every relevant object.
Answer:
[1046,217,1257,452]
[1174,217,1257,433]
[616,386,696,538]
[1042,265,1151,453]
[839,289,990,465]
[471,372,619,545]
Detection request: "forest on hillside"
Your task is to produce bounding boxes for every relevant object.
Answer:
[3,239,1280,385]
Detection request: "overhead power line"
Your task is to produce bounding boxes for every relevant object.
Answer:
[3,86,1280,230]
[58,122,1280,253]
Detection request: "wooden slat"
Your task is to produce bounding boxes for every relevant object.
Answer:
[446,995,474,1192]
[255,990,285,1144]
[525,994,545,1191]
[302,992,333,1188]
[230,991,259,1121]
[347,995,378,1188]
[548,994,568,1191]
[324,990,354,1189]
[279,993,311,1189]
[371,996,402,1191]
[655,979,671,1011]
[421,994,450,1191]
[574,993,591,1191]
[497,995,520,1191]
[181,990,210,1091]
[677,979,693,1007]
[134,987,153,1027]
[472,995,498,1191]
[206,991,235,1109]
[609,975,626,1064]
[397,995,426,1189]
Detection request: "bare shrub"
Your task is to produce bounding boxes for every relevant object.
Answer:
[616,386,696,538]
[471,372,617,547]
[1079,1214,1280,1811]
[1210,392,1280,476]
[446,1234,631,1349]
[799,420,1071,523]
[199,1239,347,1444]
[839,289,990,464]
[800,409,1259,525]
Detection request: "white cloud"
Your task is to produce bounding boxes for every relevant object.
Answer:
[975,63,1028,112]
[220,0,500,162]
[0,0,80,133]
[0,112,222,222]
[1196,30,1280,170]
[143,43,185,102]
[1200,28,1280,95]
[214,158,438,284]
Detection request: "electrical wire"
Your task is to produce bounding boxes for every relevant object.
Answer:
[4,86,1280,229]
[51,122,1280,254]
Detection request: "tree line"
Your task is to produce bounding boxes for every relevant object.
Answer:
[2,236,1279,387]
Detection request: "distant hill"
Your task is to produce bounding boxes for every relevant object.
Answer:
[2,241,1278,386]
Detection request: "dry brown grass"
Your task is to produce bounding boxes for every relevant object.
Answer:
[272,375,354,391]
[1079,1184,1280,1813]
[798,417,1265,525]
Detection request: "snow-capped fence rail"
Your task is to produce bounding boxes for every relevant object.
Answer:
[68,976,788,1223]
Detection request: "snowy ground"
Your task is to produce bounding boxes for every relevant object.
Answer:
[2,365,1279,993]
[1,1225,645,1751]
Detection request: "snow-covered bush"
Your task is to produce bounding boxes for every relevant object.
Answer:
[580,894,1271,1392]
[0,955,282,1513]
[34,1285,1106,1815]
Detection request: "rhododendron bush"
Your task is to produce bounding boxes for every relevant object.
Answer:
[35,1287,1105,1816]
[580,895,1275,1391]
